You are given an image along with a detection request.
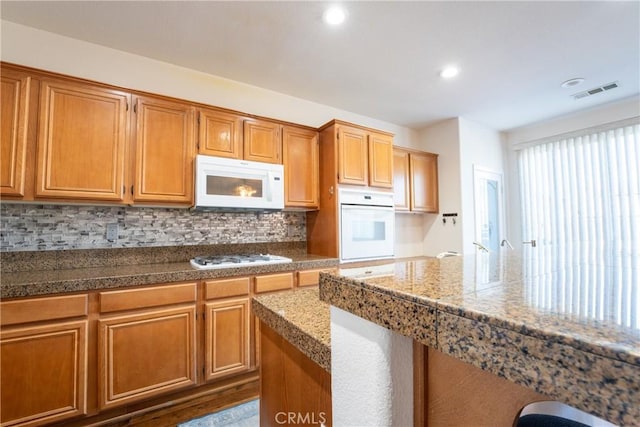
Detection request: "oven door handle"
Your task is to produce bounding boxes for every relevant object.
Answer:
[341,204,394,211]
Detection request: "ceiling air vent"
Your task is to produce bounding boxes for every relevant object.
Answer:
[573,81,619,100]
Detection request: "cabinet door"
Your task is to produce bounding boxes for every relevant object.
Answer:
[1,70,30,198]
[98,306,197,409]
[368,132,393,188]
[410,152,439,213]
[282,126,319,209]
[198,108,243,159]
[133,96,195,204]
[243,119,281,164]
[205,298,250,381]
[393,149,410,211]
[1,320,88,426]
[337,125,368,186]
[36,79,129,201]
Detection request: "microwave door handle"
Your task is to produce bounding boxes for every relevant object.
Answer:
[266,172,273,201]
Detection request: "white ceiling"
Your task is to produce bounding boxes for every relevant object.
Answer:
[1,1,639,131]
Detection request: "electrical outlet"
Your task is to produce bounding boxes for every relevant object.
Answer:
[106,223,118,242]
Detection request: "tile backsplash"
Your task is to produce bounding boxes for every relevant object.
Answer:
[0,204,306,252]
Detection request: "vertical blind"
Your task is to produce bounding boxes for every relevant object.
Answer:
[517,121,639,328]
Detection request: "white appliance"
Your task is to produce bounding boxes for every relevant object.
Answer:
[190,254,292,270]
[339,188,395,262]
[195,155,284,210]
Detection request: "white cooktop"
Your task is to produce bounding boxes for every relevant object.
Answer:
[190,254,292,270]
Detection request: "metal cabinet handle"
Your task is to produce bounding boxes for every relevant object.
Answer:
[523,240,537,248]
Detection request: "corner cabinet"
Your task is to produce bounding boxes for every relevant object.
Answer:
[0,69,31,198]
[132,96,195,204]
[393,147,439,213]
[36,78,130,201]
[97,283,197,410]
[283,126,319,209]
[1,294,88,426]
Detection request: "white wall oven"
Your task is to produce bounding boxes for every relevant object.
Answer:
[339,188,395,262]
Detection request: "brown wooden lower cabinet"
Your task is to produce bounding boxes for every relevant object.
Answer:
[98,305,197,409]
[205,298,251,381]
[0,295,88,427]
[257,334,546,427]
[0,270,333,426]
[259,322,332,427]
[417,344,545,426]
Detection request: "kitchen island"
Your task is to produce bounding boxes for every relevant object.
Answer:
[254,252,639,426]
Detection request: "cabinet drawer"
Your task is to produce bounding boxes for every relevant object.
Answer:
[99,282,197,313]
[254,272,293,294]
[297,269,322,287]
[205,277,250,300]
[1,294,88,326]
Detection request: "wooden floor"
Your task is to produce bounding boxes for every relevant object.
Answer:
[50,377,259,427]
[120,381,259,427]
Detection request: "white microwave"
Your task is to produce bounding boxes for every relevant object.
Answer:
[195,155,284,210]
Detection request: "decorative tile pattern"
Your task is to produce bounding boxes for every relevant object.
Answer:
[0,204,306,252]
[253,288,331,372]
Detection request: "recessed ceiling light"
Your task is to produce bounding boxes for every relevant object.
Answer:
[323,6,346,26]
[440,66,459,79]
[561,78,585,88]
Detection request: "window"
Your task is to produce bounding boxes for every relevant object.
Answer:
[517,120,639,327]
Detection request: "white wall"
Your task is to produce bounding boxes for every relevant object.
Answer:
[1,20,419,147]
[417,119,463,256]
[507,96,640,146]
[458,118,507,254]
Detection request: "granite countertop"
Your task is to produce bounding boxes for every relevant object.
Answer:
[319,252,640,426]
[0,243,338,298]
[253,287,331,372]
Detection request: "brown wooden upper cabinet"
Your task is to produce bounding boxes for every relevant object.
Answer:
[0,64,199,206]
[0,69,31,198]
[243,118,281,164]
[36,78,130,201]
[334,122,394,188]
[132,95,195,204]
[197,111,281,165]
[393,149,411,210]
[282,126,319,209]
[197,107,243,159]
[393,147,439,213]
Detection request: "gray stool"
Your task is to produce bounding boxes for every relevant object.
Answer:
[516,401,617,427]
